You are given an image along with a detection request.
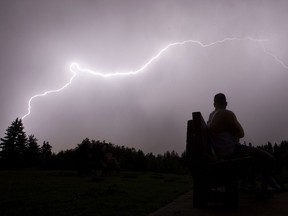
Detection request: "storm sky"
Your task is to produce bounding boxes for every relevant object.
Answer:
[1,0,288,154]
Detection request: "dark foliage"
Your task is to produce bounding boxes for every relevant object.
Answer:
[0,118,52,169]
[26,135,40,165]
[0,119,288,178]
[51,138,189,174]
[257,141,288,180]
[0,118,27,168]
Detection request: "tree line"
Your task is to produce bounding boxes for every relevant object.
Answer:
[0,118,187,173]
[0,118,52,169]
[1,118,288,179]
[53,138,188,175]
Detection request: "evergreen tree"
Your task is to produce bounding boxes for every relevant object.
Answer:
[41,141,52,157]
[0,118,27,167]
[39,141,52,168]
[26,134,40,165]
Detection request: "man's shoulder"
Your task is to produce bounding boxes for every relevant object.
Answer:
[224,109,237,119]
[209,109,236,120]
[215,109,236,118]
[215,109,234,115]
[225,109,235,114]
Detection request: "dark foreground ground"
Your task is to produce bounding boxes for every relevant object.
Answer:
[149,191,288,216]
[0,171,192,216]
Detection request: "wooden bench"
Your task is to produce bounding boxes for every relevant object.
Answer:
[186,112,251,208]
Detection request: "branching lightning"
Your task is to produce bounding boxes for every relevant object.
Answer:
[21,37,288,120]
[260,44,288,70]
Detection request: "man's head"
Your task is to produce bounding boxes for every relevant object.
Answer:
[214,93,227,109]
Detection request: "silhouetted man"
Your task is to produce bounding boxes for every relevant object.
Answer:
[207,93,279,198]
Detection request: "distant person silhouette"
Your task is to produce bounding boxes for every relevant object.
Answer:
[102,152,120,174]
[207,93,283,198]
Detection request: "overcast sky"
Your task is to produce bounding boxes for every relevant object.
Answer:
[0,0,288,154]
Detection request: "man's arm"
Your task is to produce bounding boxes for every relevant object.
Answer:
[227,111,245,139]
[207,111,215,127]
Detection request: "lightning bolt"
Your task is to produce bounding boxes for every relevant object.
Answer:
[260,44,288,70]
[21,37,287,120]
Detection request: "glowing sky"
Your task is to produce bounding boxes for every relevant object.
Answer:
[1,0,288,154]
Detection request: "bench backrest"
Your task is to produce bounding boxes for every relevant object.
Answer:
[186,112,214,172]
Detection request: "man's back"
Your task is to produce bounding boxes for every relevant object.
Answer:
[207,93,244,158]
[207,93,282,195]
[208,109,244,140]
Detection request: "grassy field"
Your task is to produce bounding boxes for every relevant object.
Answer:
[0,170,192,216]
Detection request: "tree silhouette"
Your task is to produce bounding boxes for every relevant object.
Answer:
[75,138,93,174]
[39,141,52,168]
[0,118,27,168]
[41,141,52,157]
[26,134,40,165]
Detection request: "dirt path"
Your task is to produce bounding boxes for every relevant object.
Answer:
[149,191,288,216]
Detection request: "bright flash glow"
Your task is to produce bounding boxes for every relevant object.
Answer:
[21,37,287,120]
